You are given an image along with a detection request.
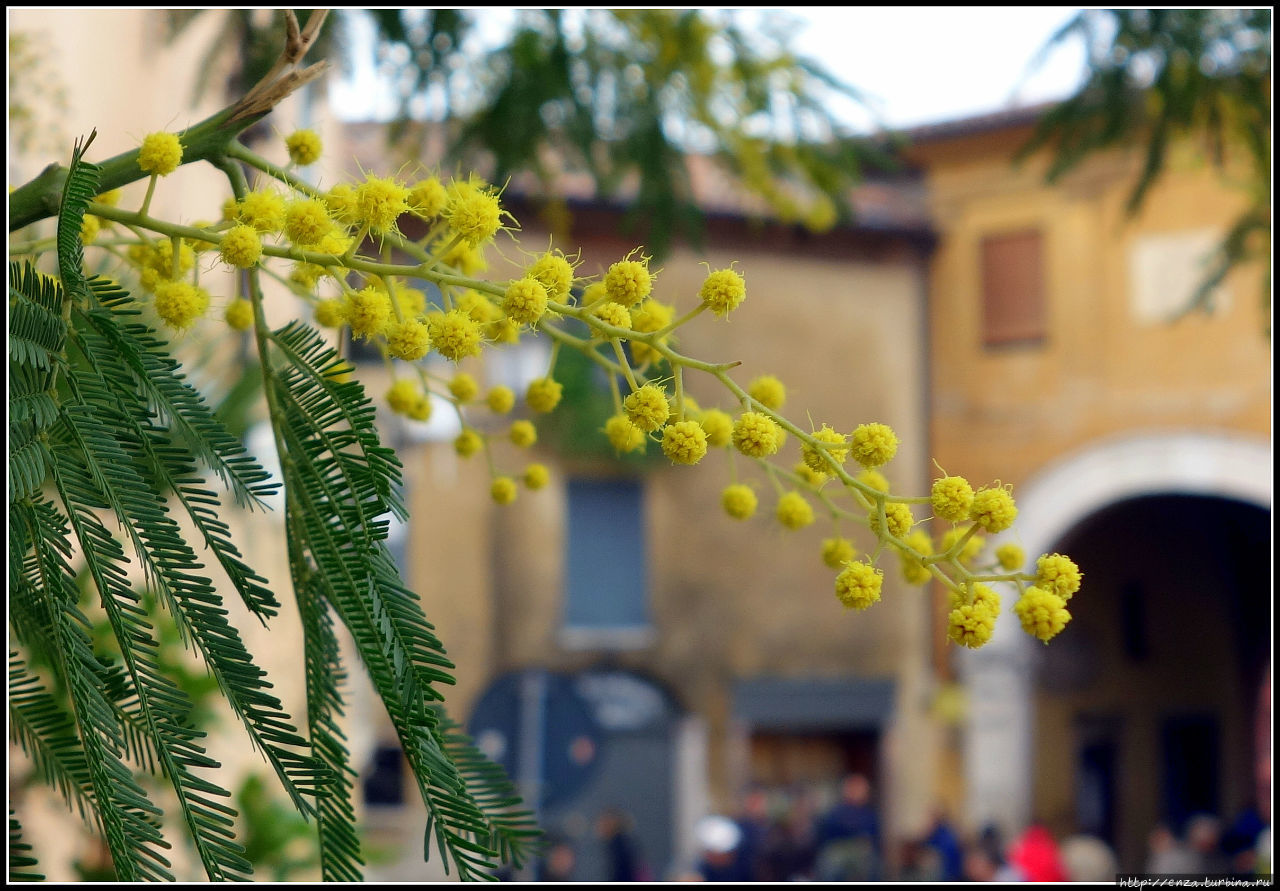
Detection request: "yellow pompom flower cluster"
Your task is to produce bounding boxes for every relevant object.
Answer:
[491,476,518,505]
[604,415,647,454]
[408,177,448,218]
[592,302,631,329]
[931,475,974,522]
[699,268,746,317]
[996,543,1025,571]
[898,529,934,585]
[868,502,914,539]
[455,429,483,458]
[153,280,210,329]
[528,250,575,301]
[284,198,333,246]
[623,384,670,432]
[748,375,786,411]
[138,132,183,176]
[776,492,814,530]
[219,225,262,269]
[385,381,432,421]
[428,310,484,361]
[1035,553,1082,600]
[224,298,254,331]
[732,411,782,458]
[345,287,393,341]
[721,484,758,520]
[835,560,883,611]
[801,425,849,474]
[314,298,346,328]
[794,463,827,487]
[661,420,708,465]
[604,253,653,307]
[486,386,515,414]
[858,469,891,493]
[238,190,287,233]
[1014,586,1071,642]
[80,214,100,244]
[509,421,537,448]
[526,378,563,413]
[502,277,549,326]
[949,585,1000,648]
[444,180,504,246]
[822,536,856,569]
[850,423,898,468]
[450,373,480,403]
[699,409,733,448]
[523,464,550,490]
[970,485,1018,533]
[387,319,432,361]
[629,300,673,364]
[355,175,409,234]
[285,129,323,166]
[386,379,421,415]
[941,527,985,566]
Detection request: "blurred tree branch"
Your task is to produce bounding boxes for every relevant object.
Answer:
[1019,9,1271,329]
[167,8,900,258]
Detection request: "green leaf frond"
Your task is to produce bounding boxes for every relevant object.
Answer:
[434,710,542,868]
[13,497,172,881]
[294,564,363,881]
[48,396,251,881]
[56,131,100,302]
[9,811,43,882]
[64,317,321,815]
[9,261,68,374]
[9,651,97,827]
[80,276,281,519]
[266,322,531,878]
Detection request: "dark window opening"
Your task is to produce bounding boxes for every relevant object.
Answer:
[363,743,406,807]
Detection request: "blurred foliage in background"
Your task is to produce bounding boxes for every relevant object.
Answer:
[1021,8,1271,326]
[167,8,894,257]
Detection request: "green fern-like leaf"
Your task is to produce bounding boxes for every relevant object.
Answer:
[13,496,173,881]
[56,131,100,303]
[9,811,43,882]
[64,310,321,816]
[9,261,68,373]
[293,562,364,881]
[81,276,280,518]
[267,321,536,879]
[49,391,252,881]
[9,652,98,828]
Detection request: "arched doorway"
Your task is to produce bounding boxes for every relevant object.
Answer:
[961,432,1271,868]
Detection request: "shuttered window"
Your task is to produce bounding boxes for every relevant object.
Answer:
[981,229,1045,347]
[564,478,649,634]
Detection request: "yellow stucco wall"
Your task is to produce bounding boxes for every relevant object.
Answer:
[918,126,1268,492]
[913,121,1270,860]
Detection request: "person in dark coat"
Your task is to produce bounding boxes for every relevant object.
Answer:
[814,774,882,881]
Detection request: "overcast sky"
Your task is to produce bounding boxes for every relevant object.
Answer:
[330,7,1086,132]
[787,6,1085,128]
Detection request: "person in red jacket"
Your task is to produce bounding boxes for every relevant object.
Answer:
[1008,823,1068,882]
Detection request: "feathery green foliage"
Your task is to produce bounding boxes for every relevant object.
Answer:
[1022,9,1271,323]
[8,16,539,878]
[9,811,43,882]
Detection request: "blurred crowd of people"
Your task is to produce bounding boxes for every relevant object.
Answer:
[529,774,1271,882]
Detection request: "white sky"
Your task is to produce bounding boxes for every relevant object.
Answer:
[787,6,1085,128]
[330,7,1087,131]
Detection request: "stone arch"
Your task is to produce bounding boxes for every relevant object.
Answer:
[962,430,1271,837]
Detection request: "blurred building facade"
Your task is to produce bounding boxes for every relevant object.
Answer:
[9,8,1271,881]
[907,108,1271,871]
[336,116,943,878]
